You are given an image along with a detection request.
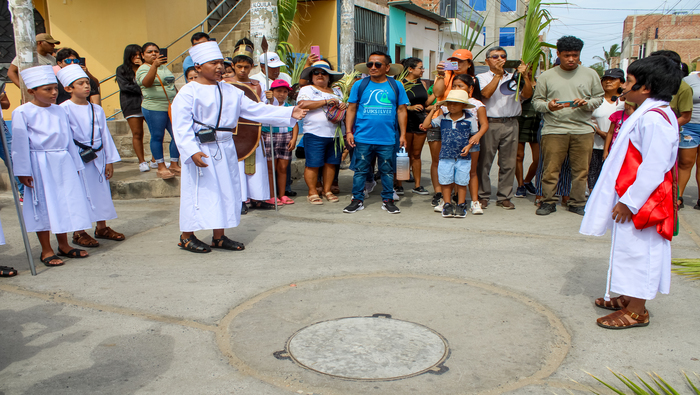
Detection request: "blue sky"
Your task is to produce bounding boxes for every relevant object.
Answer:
[542,0,700,66]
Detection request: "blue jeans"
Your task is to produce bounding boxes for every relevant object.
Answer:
[142,107,179,162]
[0,119,24,196]
[352,142,395,201]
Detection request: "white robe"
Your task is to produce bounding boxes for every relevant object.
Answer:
[171,81,295,232]
[238,139,270,201]
[61,101,121,223]
[11,103,92,234]
[580,98,678,300]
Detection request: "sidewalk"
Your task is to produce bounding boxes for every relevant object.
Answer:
[1,151,699,395]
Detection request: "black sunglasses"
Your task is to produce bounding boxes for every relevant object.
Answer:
[366,61,385,69]
[312,69,328,76]
[490,54,507,60]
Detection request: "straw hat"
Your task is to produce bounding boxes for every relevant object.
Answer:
[354,61,404,76]
[436,90,475,108]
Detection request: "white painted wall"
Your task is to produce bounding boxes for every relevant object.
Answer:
[405,13,440,75]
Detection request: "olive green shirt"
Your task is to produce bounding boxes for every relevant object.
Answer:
[670,80,693,119]
[532,66,605,135]
[136,64,177,112]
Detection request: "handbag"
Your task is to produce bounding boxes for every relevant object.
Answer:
[325,100,346,124]
[73,103,102,163]
[155,72,174,121]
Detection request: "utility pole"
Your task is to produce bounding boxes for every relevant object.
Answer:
[8,0,37,103]
[339,0,355,73]
[250,1,279,61]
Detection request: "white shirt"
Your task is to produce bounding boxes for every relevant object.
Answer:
[476,70,524,118]
[250,71,292,91]
[591,98,624,150]
[297,85,342,138]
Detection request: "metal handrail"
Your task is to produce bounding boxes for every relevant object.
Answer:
[99,0,232,84]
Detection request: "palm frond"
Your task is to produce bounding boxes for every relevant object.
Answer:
[586,369,700,394]
[671,259,700,280]
[330,71,360,155]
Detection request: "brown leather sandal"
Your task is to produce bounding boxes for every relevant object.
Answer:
[597,308,649,329]
[95,227,125,241]
[73,232,100,248]
[594,296,628,311]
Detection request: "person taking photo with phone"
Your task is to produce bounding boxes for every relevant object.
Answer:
[55,48,101,105]
[532,36,604,216]
[136,42,181,179]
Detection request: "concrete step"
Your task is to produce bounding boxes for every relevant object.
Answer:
[106,119,173,160]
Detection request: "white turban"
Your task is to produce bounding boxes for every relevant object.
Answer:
[56,64,89,87]
[20,65,57,89]
[189,41,223,65]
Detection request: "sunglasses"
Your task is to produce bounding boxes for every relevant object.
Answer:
[366,61,385,69]
[490,55,507,60]
[312,69,328,76]
[64,58,81,64]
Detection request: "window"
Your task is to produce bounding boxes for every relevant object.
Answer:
[499,27,516,47]
[355,6,388,65]
[469,0,486,11]
[500,0,516,12]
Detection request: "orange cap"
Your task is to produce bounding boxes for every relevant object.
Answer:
[448,49,473,61]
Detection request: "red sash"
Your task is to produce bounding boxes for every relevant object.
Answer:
[614,108,677,241]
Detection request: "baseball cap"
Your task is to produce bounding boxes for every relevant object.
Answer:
[270,79,291,90]
[259,52,286,68]
[448,49,473,61]
[36,33,60,45]
[602,68,625,82]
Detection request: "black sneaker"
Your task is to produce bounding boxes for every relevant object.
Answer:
[515,186,527,198]
[412,186,429,195]
[431,193,443,207]
[568,205,585,215]
[455,203,468,218]
[524,182,537,195]
[442,203,455,218]
[382,199,401,214]
[343,199,364,213]
[395,186,405,195]
[536,202,557,216]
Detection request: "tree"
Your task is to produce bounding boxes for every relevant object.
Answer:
[590,62,605,77]
[593,44,621,69]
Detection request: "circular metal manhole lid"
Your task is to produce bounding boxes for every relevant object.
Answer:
[278,314,449,381]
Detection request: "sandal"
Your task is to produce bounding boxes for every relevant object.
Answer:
[597,308,649,329]
[72,232,100,248]
[307,194,323,205]
[40,255,64,267]
[178,234,212,253]
[324,192,339,203]
[249,200,275,210]
[595,296,628,311]
[331,184,340,195]
[211,235,245,251]
[157,168,175,179]
[241,202,248,215]
[94,227,125,241]
[280,196,294,205]
[57,248,88,258]
[0,266,18,277]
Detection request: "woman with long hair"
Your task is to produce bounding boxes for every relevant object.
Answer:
[116,44,149,171]
[400,57,431,195]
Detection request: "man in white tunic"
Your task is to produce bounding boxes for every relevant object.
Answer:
[12,65,92,266]
[171,42,307,253]
[57,65,124,247]
[580,56,682,329]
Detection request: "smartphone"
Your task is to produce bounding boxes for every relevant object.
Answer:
[443,61,459,71]
[78,57,86,67]
[310,45,320,58]
[556,100,578,108]
[503,60,521,69]
[159,48,168,58]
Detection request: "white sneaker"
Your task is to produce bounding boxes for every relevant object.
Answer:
[393,189,400,201]
[471,200,483,215]
[434,199,444,212]
[139,162,150,172]
[365,180,377,194]
[149,160,158,169]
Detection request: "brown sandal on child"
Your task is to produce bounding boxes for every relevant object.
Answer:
[72,232,100,248]
[596,308,649,329]
[95,227,125,241]
[594,296,628,311]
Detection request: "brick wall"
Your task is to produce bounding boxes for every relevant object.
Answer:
[622,14,700,64]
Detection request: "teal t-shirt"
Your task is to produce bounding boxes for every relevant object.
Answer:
[348,78,410,145]
[262,102,293,133]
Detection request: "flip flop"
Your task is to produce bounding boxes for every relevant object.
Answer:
[57,248,89,258]
[40,255,64,267]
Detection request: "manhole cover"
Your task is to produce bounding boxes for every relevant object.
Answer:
[276,314,449,381]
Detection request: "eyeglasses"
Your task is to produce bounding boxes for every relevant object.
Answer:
[312,69,328,76]
[490,55,507,60]
[64,58,81,64]
[366,61,385,69]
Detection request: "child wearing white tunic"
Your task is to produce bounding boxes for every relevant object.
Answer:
[170,42,307,253]
[57,65,125,248]
[580,56,682,329]
[12,65,93,267]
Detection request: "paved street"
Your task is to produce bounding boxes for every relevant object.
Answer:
[1,151,700,395]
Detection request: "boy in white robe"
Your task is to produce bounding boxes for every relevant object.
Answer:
[12,65,93,266]
[58,65,124,248]
[580,56,682,329]
[170,42,307,253]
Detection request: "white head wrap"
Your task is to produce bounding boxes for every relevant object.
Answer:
[189,41,223,65]
[20,65,57,89]
[56,64,89,87]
